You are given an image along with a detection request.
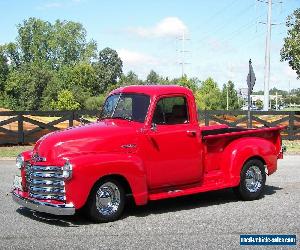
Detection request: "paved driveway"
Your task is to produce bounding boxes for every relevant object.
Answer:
[0,156,299,249]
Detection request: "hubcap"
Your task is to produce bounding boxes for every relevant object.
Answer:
[245,166,263,193]
[96,182,121,216]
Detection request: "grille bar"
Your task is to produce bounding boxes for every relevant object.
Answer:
[26,164,66,202]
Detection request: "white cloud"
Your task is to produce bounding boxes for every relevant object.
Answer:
[118,49,158,66]
[128,17,188,38]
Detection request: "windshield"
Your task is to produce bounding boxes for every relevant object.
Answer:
[101,93,150,123]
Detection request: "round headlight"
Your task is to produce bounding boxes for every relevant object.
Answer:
[16,155,24,169]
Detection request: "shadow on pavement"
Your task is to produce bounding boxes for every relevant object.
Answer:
[16,207,91,227]
[15,185,282,226]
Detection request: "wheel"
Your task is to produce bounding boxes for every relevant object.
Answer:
[85,178,125,223]
[233,159,266,201]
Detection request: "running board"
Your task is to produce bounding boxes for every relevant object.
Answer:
[148,182,230,200]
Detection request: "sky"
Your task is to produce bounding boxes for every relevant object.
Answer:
[0,0,299,91]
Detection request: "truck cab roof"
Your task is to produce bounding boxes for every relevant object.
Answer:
[110,85,194,97]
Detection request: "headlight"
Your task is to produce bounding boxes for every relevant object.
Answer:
[62,160,73,180]
[16,155,24,169]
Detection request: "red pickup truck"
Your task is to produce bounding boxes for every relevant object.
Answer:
[12,85,284,222]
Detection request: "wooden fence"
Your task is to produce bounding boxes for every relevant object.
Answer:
[0,110,299,145]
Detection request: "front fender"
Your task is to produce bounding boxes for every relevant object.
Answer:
[65,153,148,209]
[222,137,278,186]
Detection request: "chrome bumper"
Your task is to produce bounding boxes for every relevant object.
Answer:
[12,191,75,216]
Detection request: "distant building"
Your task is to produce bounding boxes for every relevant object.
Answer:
[238,88,283,109]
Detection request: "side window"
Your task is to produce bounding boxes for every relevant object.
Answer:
[152,96,189,125]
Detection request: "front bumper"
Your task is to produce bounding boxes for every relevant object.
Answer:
[12,191,75,216]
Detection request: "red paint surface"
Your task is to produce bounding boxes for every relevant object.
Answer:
[14,85,283,209]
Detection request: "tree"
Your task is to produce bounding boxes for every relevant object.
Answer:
[220,81,241,110]
[3,18,97,69]
[50,89,80,110]
[0,48,9,91]
[195,77,222,110]
[256,99,263,110]
[94,47,123,92]
[280,8,300,78]
[84,95,106,110]
[177,75,199,92]
[146,70,160,84]
[4,63,54,110]
[119,71,142,85]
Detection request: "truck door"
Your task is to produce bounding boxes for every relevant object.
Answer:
[145,95,203,189]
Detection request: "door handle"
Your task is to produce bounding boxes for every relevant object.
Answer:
[186,130,197,137]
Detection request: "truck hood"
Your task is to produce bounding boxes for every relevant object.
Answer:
[33,120,140,163]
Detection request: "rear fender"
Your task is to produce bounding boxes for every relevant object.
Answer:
[64,153,148,209]
[222,137,278,186]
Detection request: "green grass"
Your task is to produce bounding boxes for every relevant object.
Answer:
[282,107,300,111]
[283,140,300,154]
[0,146,33,158]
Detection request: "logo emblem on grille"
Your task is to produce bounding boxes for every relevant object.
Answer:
[32,153,46,162]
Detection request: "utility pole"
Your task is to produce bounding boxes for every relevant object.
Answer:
[226,83,229,110]
[178,30,190,77]
[263,0,272,111]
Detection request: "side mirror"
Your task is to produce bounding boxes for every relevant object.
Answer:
[151,123,157,132]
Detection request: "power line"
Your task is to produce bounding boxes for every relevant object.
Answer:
[196,2,256,43]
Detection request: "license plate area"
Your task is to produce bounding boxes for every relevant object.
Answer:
[13,175,23,191]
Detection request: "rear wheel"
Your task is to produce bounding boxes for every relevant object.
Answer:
[233,159,266,201]
[85,178,125,223]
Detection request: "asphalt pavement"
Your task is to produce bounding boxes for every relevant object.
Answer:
[0,156,299,249]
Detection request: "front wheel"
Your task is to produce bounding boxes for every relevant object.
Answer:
[233,159,266,201]
[85,178,125,223]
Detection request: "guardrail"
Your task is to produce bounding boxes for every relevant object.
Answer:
[0,110,299,145]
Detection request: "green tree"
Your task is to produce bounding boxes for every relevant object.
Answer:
[280,8,300,78]
[84,95,106,110]
[256,99,263,110]
[3,18,97,69]
[196,77,221,110]
[119,71,142,85]
[177,75,199,92]
[0,48,9,91]
[5,63,54,110]
[94,47,123,92]
[50,89,80,110]
[146,70,160,84]
[220,81,241,110]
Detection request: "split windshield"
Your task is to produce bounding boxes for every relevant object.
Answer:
[101,93,150,123]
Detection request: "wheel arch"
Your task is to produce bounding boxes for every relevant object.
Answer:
[65,153,149,209]
[91,174,133,197]
[222,137,277,186]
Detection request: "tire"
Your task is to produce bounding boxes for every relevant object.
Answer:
[233,159,266,201]
[85,178,125,223]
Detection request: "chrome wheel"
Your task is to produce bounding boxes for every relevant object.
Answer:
[245,165,263,193]
[95,182,121,216]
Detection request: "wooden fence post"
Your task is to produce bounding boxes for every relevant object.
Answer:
[288,112,294,140]
[204,111,209,126]
[69,111,74,127]
[17,114,24,144]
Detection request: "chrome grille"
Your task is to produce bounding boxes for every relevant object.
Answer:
[26,164,66,201]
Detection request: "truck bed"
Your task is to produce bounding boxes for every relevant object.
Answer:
[201,125,283,140]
